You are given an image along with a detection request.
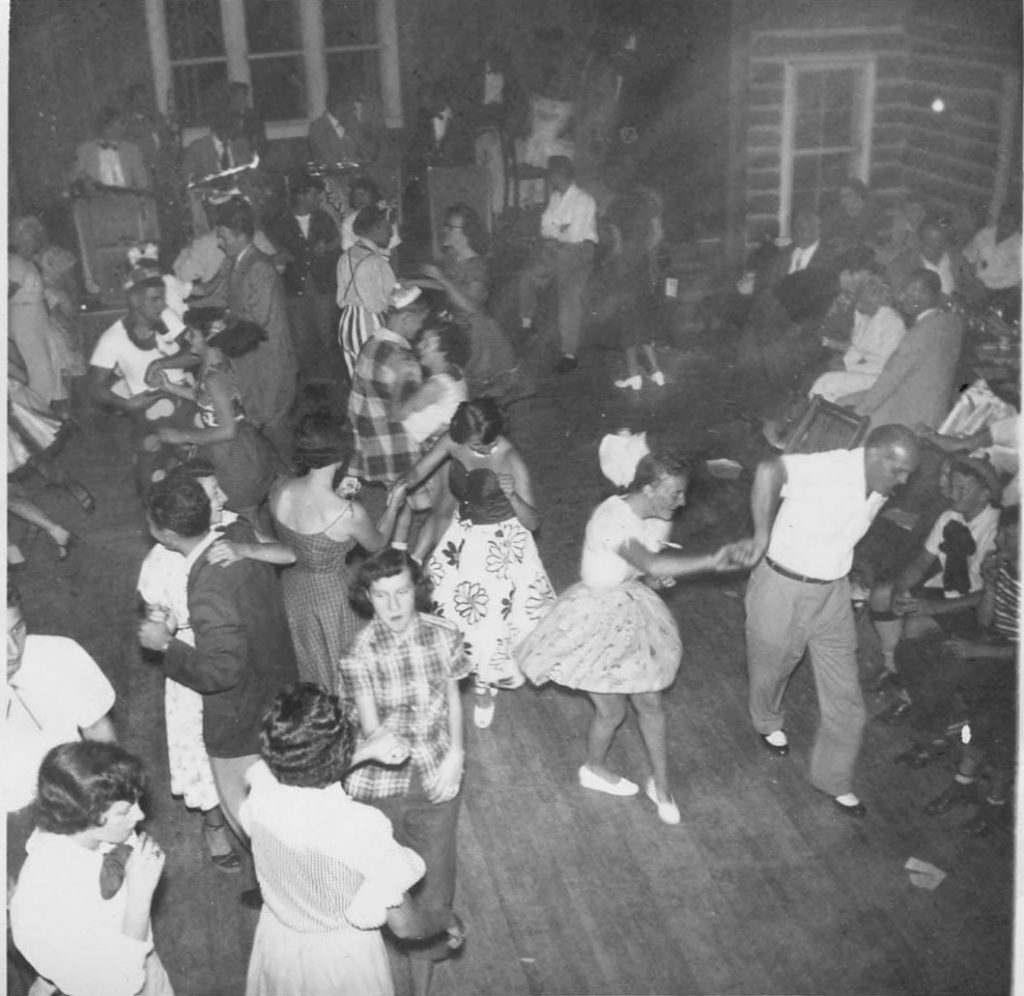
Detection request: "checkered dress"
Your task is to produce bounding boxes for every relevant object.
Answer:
[346,329,422,483]
[339,614,470,800]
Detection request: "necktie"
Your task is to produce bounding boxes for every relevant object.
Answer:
[220,142,231,171]
[99,842,134,899]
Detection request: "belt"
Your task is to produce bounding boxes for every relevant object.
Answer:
[765,556,834,585]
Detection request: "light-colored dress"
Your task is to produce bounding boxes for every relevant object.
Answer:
[137,537,227,812]
[241,760,426,996]
[426,459,555,688]
[8,253,73,405]
[517,495,682,693]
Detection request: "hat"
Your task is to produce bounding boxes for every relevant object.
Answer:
[388,282,423,311]
[546,155,574,176]
[599,429,650,488]
[950,454,1003,502]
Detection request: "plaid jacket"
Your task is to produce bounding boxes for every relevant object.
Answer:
[339,613,470,800]
[346,328,422,482]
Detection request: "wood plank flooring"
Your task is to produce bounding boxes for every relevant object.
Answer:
[12,353,1014,996]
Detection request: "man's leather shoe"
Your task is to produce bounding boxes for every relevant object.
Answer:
[832,796,867,817]
[924,780,976,816]
[758,732,789,757]
[554,354,578,374]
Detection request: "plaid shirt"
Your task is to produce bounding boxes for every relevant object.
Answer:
[346,328,422,482]
[340,613,470,800]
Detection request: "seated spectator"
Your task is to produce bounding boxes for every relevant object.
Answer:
[810,274,905,402]
[961,201,1021,319]
[919,505,1018,832]
[69,106,151,193]
[838,269,963,431]
[266,174,341,378]
[921,412,1021,507]
[4,584,117,878]
[870,454,1002,695]
[10,741,172,996]
[872,192,927,267]
[820,178,882,257]
[887,216,963,298]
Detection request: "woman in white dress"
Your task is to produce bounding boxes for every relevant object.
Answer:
[242,683,464,996]
[517,452,738,825]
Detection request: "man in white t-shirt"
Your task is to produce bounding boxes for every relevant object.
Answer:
[4,585,116,875]
[731,425,921,817]
[870,455,1001,699]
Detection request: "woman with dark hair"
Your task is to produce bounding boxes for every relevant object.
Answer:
[241,683,462,996]
[10,741,173,996]
[337,203,398,377]
[416,202,521,399]
[517,452,738,825]
[268,410,405,691]
[153,308,279,519]
[394,397,555,728]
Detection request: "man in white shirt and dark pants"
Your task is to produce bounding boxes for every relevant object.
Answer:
[519,156,598,373]
[731,425,921,816]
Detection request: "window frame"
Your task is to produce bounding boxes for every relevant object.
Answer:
[145,0,400,143]
[778,55,876,239]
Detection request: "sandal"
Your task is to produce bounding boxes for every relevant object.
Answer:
[202,817,242,872]
[473,685,497,729]
[55,532,82,562]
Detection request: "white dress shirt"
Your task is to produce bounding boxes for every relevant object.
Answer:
[541,183,598,244]
[923,253,956,294]
[788,241,819,274]
[842,305,906,377]
[98,146,126,187]
[768,448,888,580]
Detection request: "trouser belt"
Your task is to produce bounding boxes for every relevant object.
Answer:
[765,556,834,585]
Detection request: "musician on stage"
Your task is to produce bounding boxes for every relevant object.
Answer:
[69,106,152,194]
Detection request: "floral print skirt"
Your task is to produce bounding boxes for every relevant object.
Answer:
[165,678,220,811]
[427,515,556,688]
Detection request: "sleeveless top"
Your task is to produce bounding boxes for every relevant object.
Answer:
[196,360,246,428]
[449,457,515,525]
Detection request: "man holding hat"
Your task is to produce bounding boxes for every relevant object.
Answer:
[870,453,1003,704]
[518,155,597,373]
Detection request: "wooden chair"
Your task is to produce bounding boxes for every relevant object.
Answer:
[781,394,870,455]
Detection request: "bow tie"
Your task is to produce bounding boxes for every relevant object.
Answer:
[99,842,133,899]
[99,142,120,151]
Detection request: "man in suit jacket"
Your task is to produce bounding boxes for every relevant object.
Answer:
[182,111,255,234]
[139,471,297,840]
[308,88,381,165]
[69,106,151,192]
[266,174,341,379]
[839,269,964,430]
[212,198,298,458]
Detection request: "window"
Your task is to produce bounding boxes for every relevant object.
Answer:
[778,57,875,238]
[145,0,400,139]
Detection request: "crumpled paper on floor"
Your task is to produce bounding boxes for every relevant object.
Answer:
[905,857,947,890]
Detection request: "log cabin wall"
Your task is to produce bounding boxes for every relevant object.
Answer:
[734,0,1021,247]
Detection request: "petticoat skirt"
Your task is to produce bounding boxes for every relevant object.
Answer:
[517,579,682,694]
[426,514,556,688]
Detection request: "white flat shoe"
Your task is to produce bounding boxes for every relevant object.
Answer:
[650,371,666,387]
[473,687,497,729]
[645,778,681,825]
[578,765,639,797]
[613,374,642,391]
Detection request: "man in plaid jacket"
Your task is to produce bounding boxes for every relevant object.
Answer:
[346,284,428,483]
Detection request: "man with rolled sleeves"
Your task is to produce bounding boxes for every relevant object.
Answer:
[731,424,921,816]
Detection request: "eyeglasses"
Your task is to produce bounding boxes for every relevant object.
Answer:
[442,223,464,231]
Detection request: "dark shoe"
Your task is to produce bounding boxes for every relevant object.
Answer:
[758,732,790,757]
[924,780,977,816]
[875,701,911,726]
[203,818,242,873]
[962,799,1008,837]
[554,354,578,374]
[66,481,96,514]
[892,737,937,769]
[239,886,263,909]
[446,911,467,951]
[832,796,867,818]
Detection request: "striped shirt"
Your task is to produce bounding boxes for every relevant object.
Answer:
[992,566,1019,642]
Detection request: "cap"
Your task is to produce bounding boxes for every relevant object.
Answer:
[950,454,1003,502]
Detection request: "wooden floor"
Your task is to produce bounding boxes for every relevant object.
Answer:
[12,342,1015,996]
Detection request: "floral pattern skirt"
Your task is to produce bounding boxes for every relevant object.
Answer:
[517,579,682,694]
[427,515,555,688]
[165,678,219,811]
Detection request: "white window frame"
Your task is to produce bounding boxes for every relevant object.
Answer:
[778,55,876,239]
[145,0,401,144]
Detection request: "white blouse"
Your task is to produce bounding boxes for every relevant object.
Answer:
[579,496,671,588]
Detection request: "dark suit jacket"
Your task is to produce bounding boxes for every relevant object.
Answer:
[266,209,341,296]
[182,134,254,183]
[70,139,151,190]
[163,526,297,758]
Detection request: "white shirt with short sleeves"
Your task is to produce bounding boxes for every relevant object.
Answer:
[767,448,888,581]
[580,495,671,588]
[541,183,598,244]
[89,320,163,399]
[922,505,1000,595]
[2,635,116,812]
